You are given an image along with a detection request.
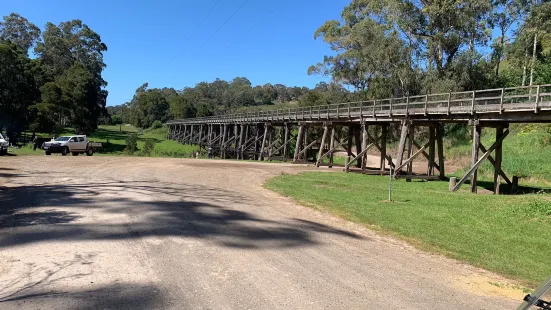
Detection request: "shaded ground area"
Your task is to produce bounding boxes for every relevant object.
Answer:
[0,157,519,309]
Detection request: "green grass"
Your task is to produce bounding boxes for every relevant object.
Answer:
[265,172,551,287]
[9,125,198,158]
[449,124,551,184]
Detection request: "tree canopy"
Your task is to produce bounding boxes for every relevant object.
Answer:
[0,13,108,141]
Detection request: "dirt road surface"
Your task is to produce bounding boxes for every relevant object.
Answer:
[0,157,518,309]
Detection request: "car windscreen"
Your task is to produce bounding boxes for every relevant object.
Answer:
[55,137,70,142]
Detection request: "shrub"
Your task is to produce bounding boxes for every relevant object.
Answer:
[142,138,156,157]
[151,120,163,129]
[124,133,138,155]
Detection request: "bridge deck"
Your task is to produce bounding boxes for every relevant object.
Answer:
[168,85,551,125]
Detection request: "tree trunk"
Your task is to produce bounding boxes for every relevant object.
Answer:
[522,48,528,86]
[529,32,538,86]
[495,27,506,79]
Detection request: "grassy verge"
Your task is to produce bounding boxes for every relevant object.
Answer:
[265,172,551,287]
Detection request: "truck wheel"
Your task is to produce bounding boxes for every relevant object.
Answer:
[61,147,69,156]
[86,148,94,156]
[0,149,6,156]
[72,152,79,156]
[45,151,51,156]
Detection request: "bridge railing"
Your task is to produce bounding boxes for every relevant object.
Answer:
[167,84,551,124]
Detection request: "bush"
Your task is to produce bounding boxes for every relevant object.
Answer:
[151,120,163,129]
[142,138,156,157]
[124,133,138,155]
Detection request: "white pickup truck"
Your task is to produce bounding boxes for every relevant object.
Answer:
[42,135,102,156]
[0,133,8,156]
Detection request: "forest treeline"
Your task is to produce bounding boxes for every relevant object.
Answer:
[0,13,107,142]
[112,0,551,129]
[2,0,550,139]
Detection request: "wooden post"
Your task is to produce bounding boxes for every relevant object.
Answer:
[354,125,362,168]
[344,156,351,173]
[406,124,414,182]
[471,123,481,193]
[190,125,195,145]
[347,126,354,158]
[302,126,309,162]
[254,124,261,160]
[264,123,270,161]
[438,123,445,180]
[395,120,409,176]
[361,124,368,173]
[242,125,249,159]
[317,125,329,167]
[494,126,504,194]
[283,123,290,161]
[329,126,336,168]
[380,125,387,174]
[238,124,245,160]
[511,176,519,193]
[221,124,227,159]
[428,125,436,176]
[197,124,203,153]
[449,177,457,191]
[293,124,304,163]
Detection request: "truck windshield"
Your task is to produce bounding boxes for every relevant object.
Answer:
[55,137,70,142]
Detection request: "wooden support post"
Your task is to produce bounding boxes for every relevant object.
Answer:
[293,124,304,163]
[453,128,509,192]
[259,124,269,161]
[361,124,368,173]
[317,125,329,167]
[233,124,239,155]
[254,124,261,160]
[380,125,387,174]
[238,124,245,160]
[428,125,436,176]
[511,176,519,193]
[449,177,457,191]
[437,123,445,180]
[471,123,481,193]
[406,124,414,182]
[354,125,362,168]
[190,125,195,145]
[395,120,409,176]
[221,124,227,159]
[197,124,203,153]
[329,126,336,168]
[494,126,504,194]
[283,123,290,161]
[302,126,308,162]
[345,156,351,173]
[347,126,354,158]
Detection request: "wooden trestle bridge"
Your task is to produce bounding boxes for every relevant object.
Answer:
[167,84,551,194]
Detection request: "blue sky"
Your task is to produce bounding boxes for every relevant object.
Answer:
[1,0,351,105]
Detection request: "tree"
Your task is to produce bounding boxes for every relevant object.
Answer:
[0,40,36,140]
[309,9,415,97]
[0,13,41,53]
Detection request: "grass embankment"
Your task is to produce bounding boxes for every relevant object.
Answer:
[448,124,551,184]
[266,172,551,287]
[10,125,198,157]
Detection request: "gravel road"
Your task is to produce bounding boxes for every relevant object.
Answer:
[0,157,518,309]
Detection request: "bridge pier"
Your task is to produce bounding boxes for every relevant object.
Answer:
[453,122,511,194]
[394,121,445,180]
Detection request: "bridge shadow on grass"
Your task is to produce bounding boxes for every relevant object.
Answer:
[0,180,363,250]
[469,180,551,195]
